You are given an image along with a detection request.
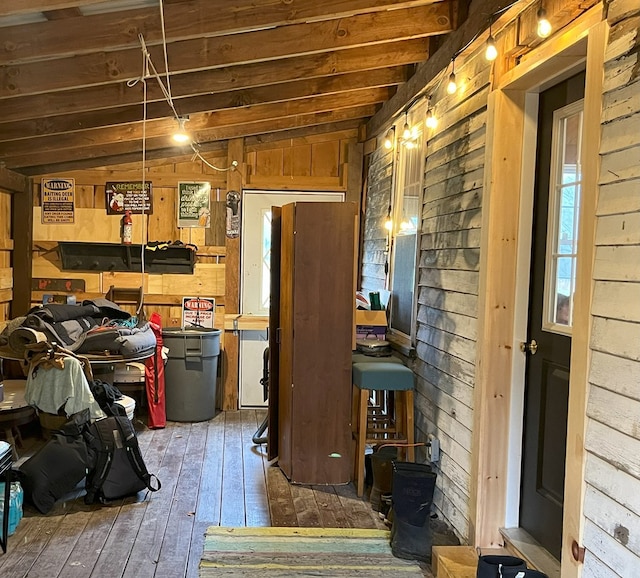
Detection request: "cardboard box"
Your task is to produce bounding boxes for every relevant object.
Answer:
[355,309,387,340]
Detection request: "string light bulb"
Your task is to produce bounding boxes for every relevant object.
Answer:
[485,18,498,61]
[537,7,552,38]
[383,127,395,150]
[447,59,457,94]
[426,108,438,129]
[172,116,190,143]
[384,206,393,231]
[402,113,411,140]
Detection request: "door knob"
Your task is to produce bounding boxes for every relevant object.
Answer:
[520,339,538,355]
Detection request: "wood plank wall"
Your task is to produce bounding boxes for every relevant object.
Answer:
[582,1,640,575]
[32,155,230,326]
[0,187,13,325]
[413,50,489,541]
[361,50,488,542]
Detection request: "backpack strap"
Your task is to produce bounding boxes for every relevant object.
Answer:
[112,417,161,493]
[83,422,116,504]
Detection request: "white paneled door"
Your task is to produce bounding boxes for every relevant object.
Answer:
[239,191,344,407]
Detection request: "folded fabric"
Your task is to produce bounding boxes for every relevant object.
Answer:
[8,327,49,355]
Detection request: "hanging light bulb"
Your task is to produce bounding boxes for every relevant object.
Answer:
[537,7,552,38]
[383,127,395,150]
[485,17,498,61]
[172,116,190,143]
[426,108,438,129]
[447,59,457,94]
[402,113,411,140]
[384,206,393,231]
[485,36,498,61]
[447,72,457,95]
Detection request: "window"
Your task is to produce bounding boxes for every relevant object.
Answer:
[543,100,583,335]
[388,104,425,340]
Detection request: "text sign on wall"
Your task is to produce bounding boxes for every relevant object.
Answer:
[41,178,75,224]
[106,182,153,215]
[182,297,216,329]
[178,182,211,228]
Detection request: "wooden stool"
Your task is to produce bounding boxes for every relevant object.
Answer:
[351,361,415,497]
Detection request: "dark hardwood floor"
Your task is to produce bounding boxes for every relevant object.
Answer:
[0,409,428,578]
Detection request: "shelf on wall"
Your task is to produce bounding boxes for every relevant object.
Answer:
[58,242,196,274]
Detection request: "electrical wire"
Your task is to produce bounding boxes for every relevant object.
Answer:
[126,1,239,173]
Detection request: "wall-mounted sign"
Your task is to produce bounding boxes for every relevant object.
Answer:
[106,181,153,215]
[41,178,75,224]
[177,182,211,228]
[182,296,216,329]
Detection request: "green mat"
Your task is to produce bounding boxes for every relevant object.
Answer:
[200,527,426,576]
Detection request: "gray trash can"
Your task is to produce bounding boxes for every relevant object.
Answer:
[162,327,221,422]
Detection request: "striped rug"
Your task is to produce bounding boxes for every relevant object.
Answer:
[199,526,426,577]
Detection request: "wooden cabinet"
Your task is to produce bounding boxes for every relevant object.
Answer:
[268,201,356,484]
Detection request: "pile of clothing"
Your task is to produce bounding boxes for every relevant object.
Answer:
[0,298,156,358]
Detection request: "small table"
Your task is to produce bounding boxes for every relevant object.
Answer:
[0,380,36,460]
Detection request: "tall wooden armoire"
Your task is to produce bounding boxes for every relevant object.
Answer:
[268,201,356,484]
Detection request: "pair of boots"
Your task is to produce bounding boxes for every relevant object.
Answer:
[477,555,549,578]
[389,461,437,563]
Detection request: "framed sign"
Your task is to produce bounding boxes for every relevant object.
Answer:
[106,182,153,215]
[182,296,216,329]
[178,182,211,228]
[41,178,75,223]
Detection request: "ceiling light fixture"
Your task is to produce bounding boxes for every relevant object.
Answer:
[172,116,190,143]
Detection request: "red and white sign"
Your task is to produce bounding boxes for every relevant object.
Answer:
[182,296,215,329]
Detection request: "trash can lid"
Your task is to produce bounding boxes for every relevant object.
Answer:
[162,327,221,336]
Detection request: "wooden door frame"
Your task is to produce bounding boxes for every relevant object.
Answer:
[471,6,606,575]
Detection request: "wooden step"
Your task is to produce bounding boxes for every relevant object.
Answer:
[432,545,478,578]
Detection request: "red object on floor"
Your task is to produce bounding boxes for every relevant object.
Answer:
[145,312,166,428]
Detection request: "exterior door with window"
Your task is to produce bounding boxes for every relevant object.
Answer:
[520,72,585,559]
[239,191,343,407]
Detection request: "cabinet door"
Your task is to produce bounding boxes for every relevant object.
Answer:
[286,202,356,484]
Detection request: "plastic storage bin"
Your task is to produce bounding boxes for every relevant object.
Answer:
[162,328,221,422]
[0,482,23,538]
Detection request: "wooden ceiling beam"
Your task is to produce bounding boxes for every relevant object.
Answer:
[0,89,389,159]
[0,164,30,193]
[0,0,106,17]
[0,0,447,64]
[0,4,452,97]
[0,67,408,142]
[0,39,428,123]
[15,110,374,174]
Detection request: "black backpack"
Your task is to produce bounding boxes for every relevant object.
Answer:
[84,415,160,504]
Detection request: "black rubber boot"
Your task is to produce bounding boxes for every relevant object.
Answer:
[476,555,527,578]
[369,446,397,511]
[389,462,436,562]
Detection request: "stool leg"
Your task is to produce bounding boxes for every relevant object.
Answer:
[355,388,368,497]
[405,390,415,462]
